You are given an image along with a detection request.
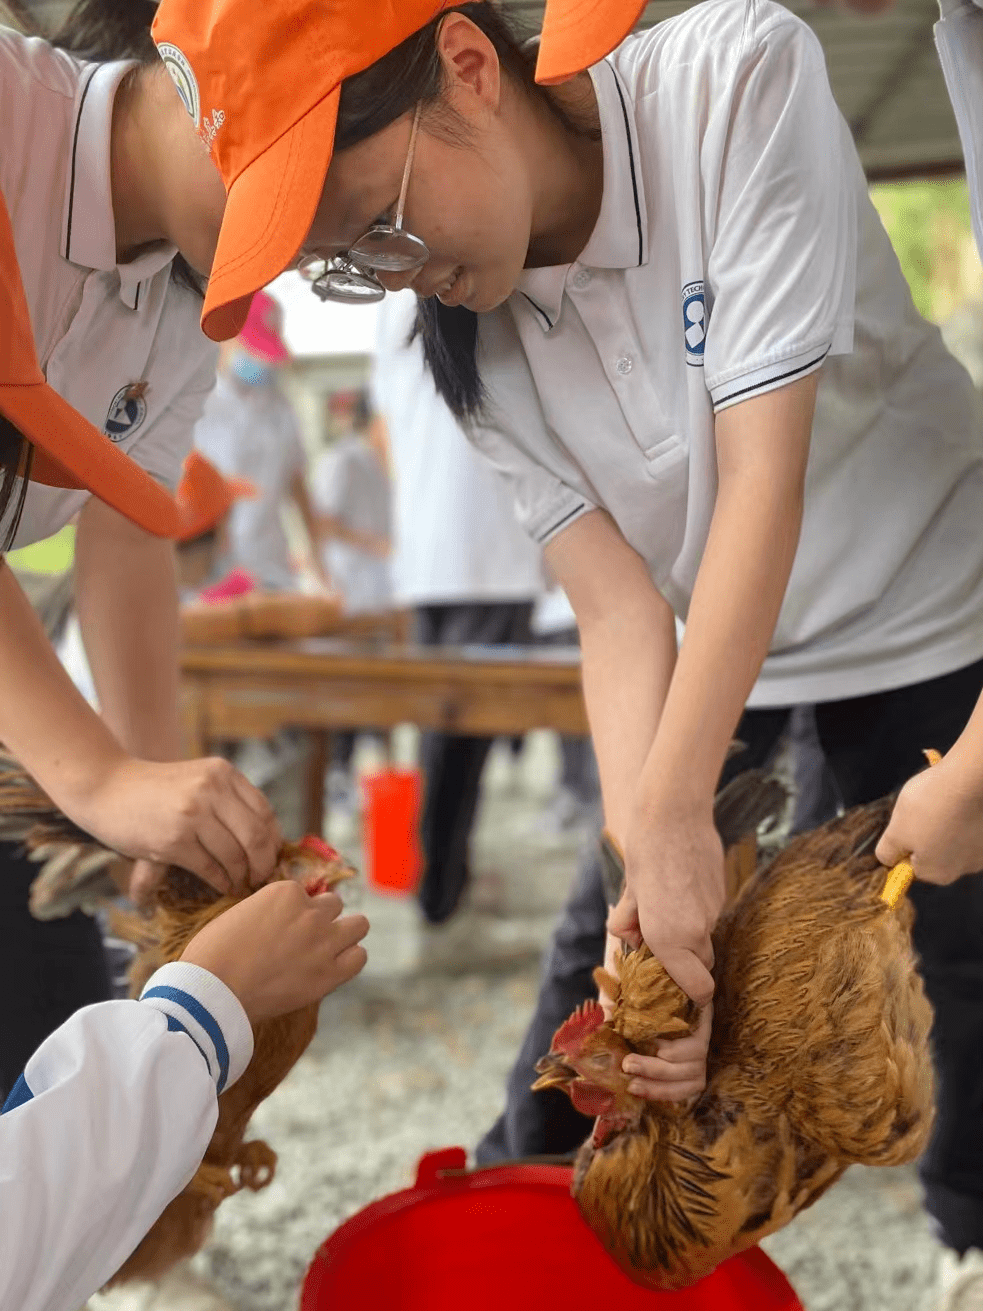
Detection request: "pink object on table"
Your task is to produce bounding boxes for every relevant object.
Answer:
[198,567,256,605]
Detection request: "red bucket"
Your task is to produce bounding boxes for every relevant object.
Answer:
[361,767,423,895]
[301,1148,803,1311]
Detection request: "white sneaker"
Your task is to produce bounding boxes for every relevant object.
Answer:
[86,1264,234,1311]
[936,1248,983,1311]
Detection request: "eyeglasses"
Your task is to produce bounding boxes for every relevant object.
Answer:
[298,104,429,305]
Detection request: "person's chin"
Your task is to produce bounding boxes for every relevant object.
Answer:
[463,274,516,314]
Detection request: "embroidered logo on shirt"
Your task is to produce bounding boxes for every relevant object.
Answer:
[682,281,707,366]
[157,42,200,127]
[105,383,148,442]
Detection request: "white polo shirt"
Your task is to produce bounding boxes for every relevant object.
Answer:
[374,290,544,608]
[311,433,393,614]
[0,29,217,547]
[471,0,983,707]
[193,373,306,590]
[936,0,983,257]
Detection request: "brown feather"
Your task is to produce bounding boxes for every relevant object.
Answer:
[0,751,356,1285]
[543,794,935,1290]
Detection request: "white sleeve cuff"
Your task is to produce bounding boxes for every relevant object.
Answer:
[140,961,254,1092]
[709,340,833,413]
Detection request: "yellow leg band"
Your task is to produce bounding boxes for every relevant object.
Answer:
[881,860,915,908]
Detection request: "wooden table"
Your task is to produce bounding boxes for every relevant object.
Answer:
[181,638,587,833]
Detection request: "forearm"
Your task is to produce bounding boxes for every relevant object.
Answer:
[579,593,677,846]
[637,378,816,818]
[0,561,125,809]
[291,474,323,556]
[545,511,676,844]
[75,500,182,762]
[945,687,983,787]
[640,473,801,815]
[319,514,385,555]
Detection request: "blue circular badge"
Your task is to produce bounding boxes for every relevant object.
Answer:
[105,386,148,442]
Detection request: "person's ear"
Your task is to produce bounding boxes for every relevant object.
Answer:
[435,13,502,113]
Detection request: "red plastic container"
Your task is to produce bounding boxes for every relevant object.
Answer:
[301,1148,803,1311]
[361,767,423,895]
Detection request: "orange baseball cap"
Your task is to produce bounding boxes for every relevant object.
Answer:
[150,0,641,343]
[0,189,184,540]
[175,450,255,543]
[536,0,648,85]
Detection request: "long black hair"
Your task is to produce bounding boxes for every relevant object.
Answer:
[337,3,594,420]
[50,0,205,298]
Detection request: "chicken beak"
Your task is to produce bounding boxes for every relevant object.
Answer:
[532,1052,576,1092]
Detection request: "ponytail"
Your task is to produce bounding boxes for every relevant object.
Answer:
[50,0,157,63]
[411,301,485,419]
[49,0,204,299]
[0,1,39,36]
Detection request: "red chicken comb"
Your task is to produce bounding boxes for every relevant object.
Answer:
[299,835,341,862]
[552,999,606,1056]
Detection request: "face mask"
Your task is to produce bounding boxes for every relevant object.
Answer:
[229,350,274,388]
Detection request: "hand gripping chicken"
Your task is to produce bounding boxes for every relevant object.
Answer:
[0,752,356,1284]
[533,772,936,1291]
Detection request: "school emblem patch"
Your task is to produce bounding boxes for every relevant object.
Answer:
[105,385,148,442]
[682,281,707,366]
[157,42,200,126]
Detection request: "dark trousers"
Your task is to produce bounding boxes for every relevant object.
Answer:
[0,841,111,1102]
[477,656,983,1254]
[416,601,534,925]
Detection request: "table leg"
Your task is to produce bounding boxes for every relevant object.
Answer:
[303,730,330,836]
[181,678,208,760]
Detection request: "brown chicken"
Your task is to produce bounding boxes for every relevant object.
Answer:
[0,752,356,1284]
[533,793,935,1291]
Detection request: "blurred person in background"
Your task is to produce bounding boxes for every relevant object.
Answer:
[375,290,543,962]
[194,290,327,593]
[312,389,392,615]
[531,583,600,832]
[312,389,393,806]
[194,294,328,792]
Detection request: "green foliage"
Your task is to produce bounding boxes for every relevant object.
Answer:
[6,524,76,575]
[870,179,974,321]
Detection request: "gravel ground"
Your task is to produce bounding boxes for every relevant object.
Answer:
[109,732,950,1311]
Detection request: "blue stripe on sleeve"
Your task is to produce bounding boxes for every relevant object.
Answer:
[1,1073,34,1115]
[164,1012,212,1073]
[143,985,230,1093]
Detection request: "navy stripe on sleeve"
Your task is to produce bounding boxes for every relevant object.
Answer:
[1,1073,34,1116]
[164,1012,212,1072]
[142,986,230,1092]
[712,348,830,410]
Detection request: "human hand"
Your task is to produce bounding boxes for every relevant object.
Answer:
[610,807,724,1006]
[621,1005,713,1102]
[67,755,281,897]
[180,880,369,1023]
[876,750,983,886]
[124,859,168,909]
[606,808,723,1102]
